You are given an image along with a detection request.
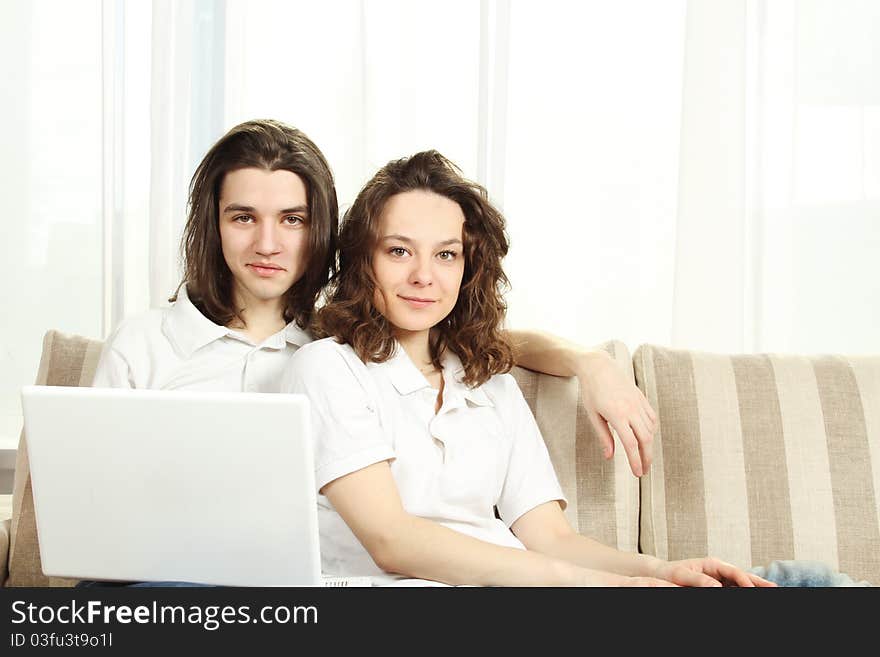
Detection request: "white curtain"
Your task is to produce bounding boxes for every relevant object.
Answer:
[1,0,104,447]
[2,0,879,452]
[672,0,880,355]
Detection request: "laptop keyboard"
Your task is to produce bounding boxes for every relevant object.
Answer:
[320,576,372,587]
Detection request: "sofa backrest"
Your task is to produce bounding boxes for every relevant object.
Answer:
[634,344,880,585]
[512,340,640,553]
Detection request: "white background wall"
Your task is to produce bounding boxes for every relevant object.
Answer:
[1,0,878,452]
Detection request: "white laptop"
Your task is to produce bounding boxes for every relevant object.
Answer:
[20,385,370,587]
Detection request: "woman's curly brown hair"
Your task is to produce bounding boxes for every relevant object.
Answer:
[316,150,514,387]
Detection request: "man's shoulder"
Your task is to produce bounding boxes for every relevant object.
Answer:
[103,308,170,352]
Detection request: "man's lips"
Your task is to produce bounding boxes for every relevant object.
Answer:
[247,263,286,276]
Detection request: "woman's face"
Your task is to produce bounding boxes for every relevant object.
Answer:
[217,167,311,310]
[371,189,466,338]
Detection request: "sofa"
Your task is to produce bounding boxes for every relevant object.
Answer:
[2,330,879,586]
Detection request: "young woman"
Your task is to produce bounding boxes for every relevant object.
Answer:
[280,150,776,587]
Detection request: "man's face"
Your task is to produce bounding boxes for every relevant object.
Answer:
[217,167,310,312]
[371,189,466,339]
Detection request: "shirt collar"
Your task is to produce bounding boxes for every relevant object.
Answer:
[162,285,311,357]
[282,322,312,348]
[440,350,493,408]
[382,343,493,408]
[162,285,229,357]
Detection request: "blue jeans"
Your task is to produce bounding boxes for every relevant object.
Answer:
[749,560,871,587]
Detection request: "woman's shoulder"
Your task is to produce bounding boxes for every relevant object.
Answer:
[289,337,364,377]
[292,336,357,359]
[475,370,527,407]
[283,338,380,402]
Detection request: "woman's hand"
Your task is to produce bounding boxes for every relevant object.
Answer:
[579,569,680,587]
[650,557,778,587]
[576,351,657,477]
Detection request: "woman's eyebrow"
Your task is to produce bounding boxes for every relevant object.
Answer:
[381,234,414,244]
[381,235,463,247]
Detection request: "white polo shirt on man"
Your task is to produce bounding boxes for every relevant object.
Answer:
[280,337,567,586]
[92,285,312,391]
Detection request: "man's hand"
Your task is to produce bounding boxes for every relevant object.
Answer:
[575,351,657,477]
[651,557,778,587]
[504,329,657,477]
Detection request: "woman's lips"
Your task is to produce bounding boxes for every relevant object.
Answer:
[399,295,436,309]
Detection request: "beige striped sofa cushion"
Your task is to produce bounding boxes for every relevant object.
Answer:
[7,330,103,587]
[511,340,640,553]
[634,344,880,585]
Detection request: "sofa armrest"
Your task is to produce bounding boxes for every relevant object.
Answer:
[1,518,10,587]
[7,330,104,587]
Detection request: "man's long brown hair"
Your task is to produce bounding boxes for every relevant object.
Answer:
[317,150,514,387]
[173,119,338,330]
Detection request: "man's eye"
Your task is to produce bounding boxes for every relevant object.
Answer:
[233,215,254,224]
[437,250,457,261]
[283,216,306,225]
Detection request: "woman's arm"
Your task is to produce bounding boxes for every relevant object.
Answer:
[322,462,674,587]
[505,328,656,477]
[511,501,775,587]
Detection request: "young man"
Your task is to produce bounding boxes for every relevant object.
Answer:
[93,118,657,477]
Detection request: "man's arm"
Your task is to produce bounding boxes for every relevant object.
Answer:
[505,328,657,477]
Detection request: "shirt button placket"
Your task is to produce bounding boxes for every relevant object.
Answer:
[430,413,450,466]
[243,349,258,392]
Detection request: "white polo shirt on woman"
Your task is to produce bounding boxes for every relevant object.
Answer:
[92,285,312,391]
[280,337,567,586]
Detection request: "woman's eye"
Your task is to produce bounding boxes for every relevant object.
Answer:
[389,247,408,257]
[437,250,457,261]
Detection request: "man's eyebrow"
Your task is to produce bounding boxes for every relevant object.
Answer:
[222,203,309,215]
[381,235,463,247]
[222,204,256,213]
[280,205,309,216]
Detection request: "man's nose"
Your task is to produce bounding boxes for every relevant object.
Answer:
[255,221,281,255]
